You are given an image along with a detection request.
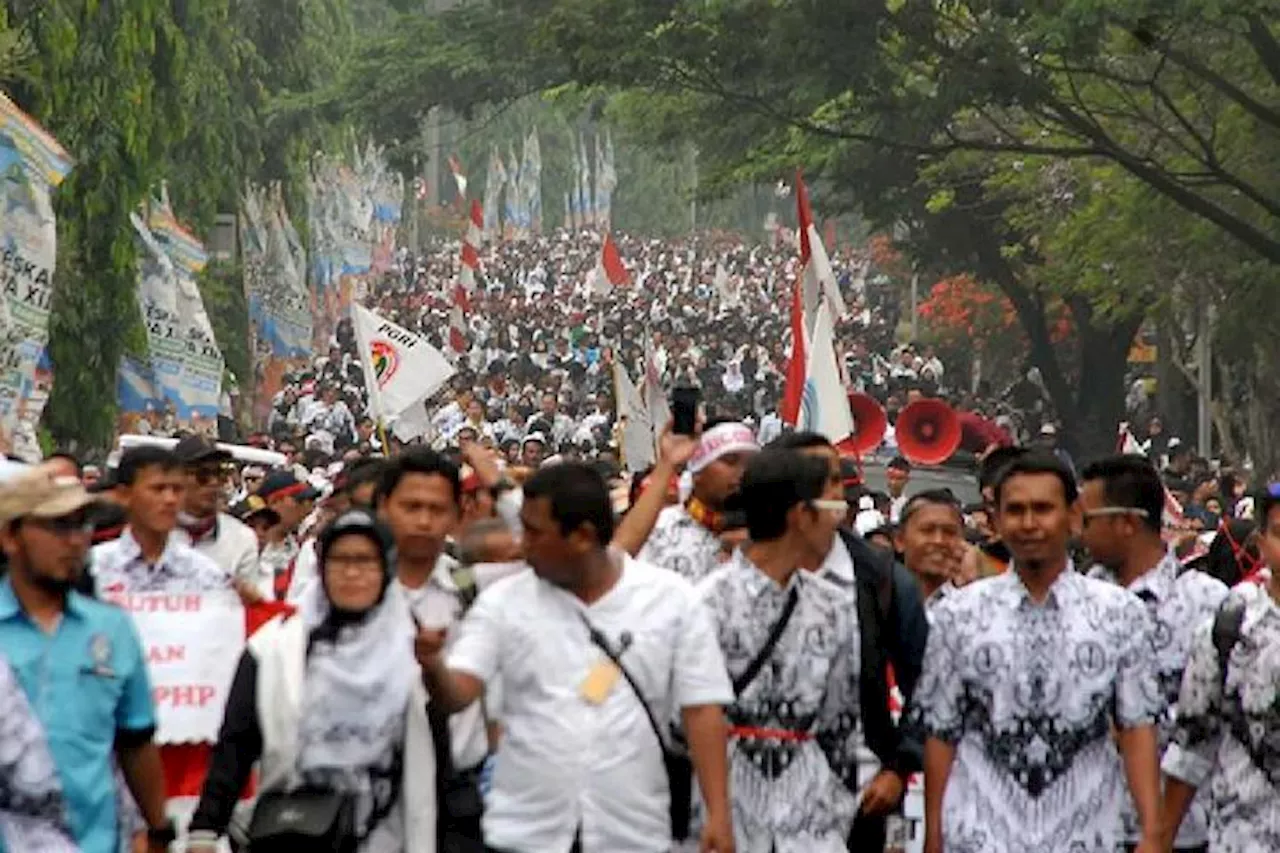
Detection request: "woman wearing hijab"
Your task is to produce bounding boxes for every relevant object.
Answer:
[187,509,436,853]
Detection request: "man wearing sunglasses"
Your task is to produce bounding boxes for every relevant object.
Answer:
[1079,454,1228,853]
[172,435,264,603]
[0,466,174,853]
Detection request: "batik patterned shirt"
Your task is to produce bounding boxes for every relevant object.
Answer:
[89,528,229,594]
[694,552,863,853]
[0,657,77,852]
[1088,554,1228,847]
[911,566,1164,853]
[638,505,724,585]
[1163,582,1280,852]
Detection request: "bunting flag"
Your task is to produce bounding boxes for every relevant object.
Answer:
[448,154,468,202]
[798,302,854,442]
[795,171,847,333]
[587,232,629,295]
[351,302,456,423]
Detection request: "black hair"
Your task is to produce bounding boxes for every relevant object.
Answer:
[979,445,1026,493]
[116,446,180,486]
[1080,454,1163,534]
[993,450,1078,506]
[767,431,833,452]
[344,458,385,494]
[1204,518,1259,587]
[1256,488,1280,533]
[887,455,912,472]
[899,489,963,527]
[738,449,828,542]
[374,448,461,507]
[523,462,615,545]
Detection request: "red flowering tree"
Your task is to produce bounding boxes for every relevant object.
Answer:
[918,274,1074,388]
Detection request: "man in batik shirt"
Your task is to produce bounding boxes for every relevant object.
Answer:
[912,452,1166,853]
[639,421,758,584]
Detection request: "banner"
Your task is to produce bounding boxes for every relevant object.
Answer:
[102,590,246,744]
[117,202,222,433]
[482,146,504,240]
[0,93,73,461]
[502,145,520,241]
[521,129,542,236]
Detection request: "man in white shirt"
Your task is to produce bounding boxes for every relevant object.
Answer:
[416,462,736,853]
[170,435,263,600]
[376,448,491,852]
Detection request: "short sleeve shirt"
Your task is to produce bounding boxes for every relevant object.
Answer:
[0,578,155,853]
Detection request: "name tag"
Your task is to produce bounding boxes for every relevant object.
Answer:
[579,659,621,705]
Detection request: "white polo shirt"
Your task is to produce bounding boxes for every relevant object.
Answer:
[448,553,732,853]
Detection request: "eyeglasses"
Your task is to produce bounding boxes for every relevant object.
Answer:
[30,513,93,536]
[1082,507,1149,522]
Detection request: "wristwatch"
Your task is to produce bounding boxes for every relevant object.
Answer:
[147,820,178,845]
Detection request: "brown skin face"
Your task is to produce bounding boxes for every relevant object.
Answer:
[379,472,459,563]
[519,495,596,589]
[184,460,226,518]
[994,472,1078,572]
[323,533,385,612]
[693,451,754,510]
[895,502,964,585]
[1077,479,1143,572]
[1,511,94,590]
[123,465,185,538]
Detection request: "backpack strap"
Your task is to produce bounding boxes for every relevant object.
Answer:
[1211,596,1248,693]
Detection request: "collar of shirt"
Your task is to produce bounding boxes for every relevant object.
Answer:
[731,549,803,600]
[816,533,855,585]
[0,575,87,622]
[115,526,185,570]
[995,561,1081,611]
[1087,550,1178,603]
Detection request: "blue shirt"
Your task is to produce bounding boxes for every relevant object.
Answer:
[0,577,156,853]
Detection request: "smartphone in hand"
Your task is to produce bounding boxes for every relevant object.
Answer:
[672,386,700,436]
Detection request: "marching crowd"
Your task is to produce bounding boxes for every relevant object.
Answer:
[0,226,1276,853]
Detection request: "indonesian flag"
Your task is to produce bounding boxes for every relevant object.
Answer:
[452,200,482,353]
[449,305,468,354]
[448,154,468,201]
[780,277,808,426]
[587,232,630,295]
[795,171,847,333]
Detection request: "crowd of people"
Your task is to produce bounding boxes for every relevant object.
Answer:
[0,225,1276,853]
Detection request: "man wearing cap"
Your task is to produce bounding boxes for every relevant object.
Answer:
[172,435,265,601]
[637,421,759,584]
[255,469,320,601]
[0,467,175,853]
[228,495,279,551]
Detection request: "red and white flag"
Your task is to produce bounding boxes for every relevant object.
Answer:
[587,232,630,295]
[796,171,847,332]
[780,275,808,426]
[451,200,483,354]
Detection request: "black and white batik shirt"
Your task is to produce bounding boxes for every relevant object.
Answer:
[694,552,863,853]
[1088,553,1228,849]
[0,657,77,852]
[1163,582,1280,852]
[911,566,1165,853]
[637,505,724,585]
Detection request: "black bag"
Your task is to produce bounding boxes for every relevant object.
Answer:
[246,789,358,853]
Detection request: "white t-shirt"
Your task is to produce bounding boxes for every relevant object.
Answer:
[448,554,733,853]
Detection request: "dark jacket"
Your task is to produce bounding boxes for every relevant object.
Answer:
[837,529,928,780]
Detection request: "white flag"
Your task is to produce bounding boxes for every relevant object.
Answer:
[798,303,853,443]
[714,261,740,309]
[614,360,655,471]
[351,303,456,421]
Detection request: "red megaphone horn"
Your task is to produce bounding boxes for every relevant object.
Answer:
[836,392,887,456]
[897,399,961,466]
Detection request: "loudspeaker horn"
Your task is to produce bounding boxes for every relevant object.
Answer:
[836,392,888,456]
[897,399,962,466]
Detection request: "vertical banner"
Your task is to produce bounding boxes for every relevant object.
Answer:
[578,131,594,229]
[482,146,504,241]
[503,145,520,241]
[523,128,542,237]
[118,200,222,435]
[0,93,73,461]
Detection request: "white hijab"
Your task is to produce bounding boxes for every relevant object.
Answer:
[296,575,417,835]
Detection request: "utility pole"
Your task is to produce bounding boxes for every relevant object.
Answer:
[910,271,919,342]
[689,146,699,233]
